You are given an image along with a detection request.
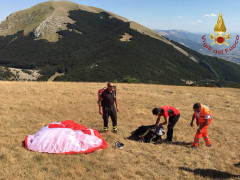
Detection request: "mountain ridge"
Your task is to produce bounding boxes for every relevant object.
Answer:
[0,1,239,87]
[0,1,165,43]
[155,29,240,64]
[0,1,196,64]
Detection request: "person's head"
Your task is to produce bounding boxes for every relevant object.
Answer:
[107,82,114,91]
[152,108,160,116]
[193,103,201,112]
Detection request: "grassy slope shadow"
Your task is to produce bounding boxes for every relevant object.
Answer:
[179,167,240,179]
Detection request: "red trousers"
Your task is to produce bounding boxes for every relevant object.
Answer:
[192,125,211,147]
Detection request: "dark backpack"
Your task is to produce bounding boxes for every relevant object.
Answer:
[97,87,116,106]
[130,125,162,143]
[97,88,106,105]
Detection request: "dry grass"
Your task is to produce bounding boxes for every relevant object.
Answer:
[120,33,133,42]
[0,81,239,179]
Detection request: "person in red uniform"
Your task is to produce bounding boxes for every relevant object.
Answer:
[190,103,212,149]
[152,106,180,142]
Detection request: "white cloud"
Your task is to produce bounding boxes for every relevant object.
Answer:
[191,20,203,25]
[204,14,217,17]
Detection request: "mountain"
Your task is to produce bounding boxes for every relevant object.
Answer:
[155,30,240,64]
[0,1,240,87]
[0,1,165,43]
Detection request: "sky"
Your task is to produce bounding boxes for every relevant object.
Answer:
[0,0,239,33]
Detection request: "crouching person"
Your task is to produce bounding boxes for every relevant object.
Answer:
[152,105,180,142]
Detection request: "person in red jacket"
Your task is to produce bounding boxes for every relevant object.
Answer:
[190,103,212,149]
[152,106,180,142]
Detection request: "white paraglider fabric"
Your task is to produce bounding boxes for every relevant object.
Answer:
[25,120,107,154]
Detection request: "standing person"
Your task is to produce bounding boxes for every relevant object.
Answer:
[152,106,180,142]
[98,82,119,133]
[190,103,212,149]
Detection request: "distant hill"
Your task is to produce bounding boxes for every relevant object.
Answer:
[0,1,240,87]
[155,30,240,64]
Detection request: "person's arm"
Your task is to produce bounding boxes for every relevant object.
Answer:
[197,114,210,133]
[98,97,103,115]
[155,115,161,126]
[190,113,195,127]
[198,119,208,131]
[115,96,119,111]
[159,116,168,126]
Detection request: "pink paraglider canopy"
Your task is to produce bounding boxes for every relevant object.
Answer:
[25,120,107,154]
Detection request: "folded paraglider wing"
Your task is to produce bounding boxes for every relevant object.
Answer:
[25,120,107,154]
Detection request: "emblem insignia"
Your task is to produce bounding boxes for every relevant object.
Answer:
[209,13,231,46]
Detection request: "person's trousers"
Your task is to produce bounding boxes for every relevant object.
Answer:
[192,125,211,147]
[167,114,180,141]
[102,106,117,131]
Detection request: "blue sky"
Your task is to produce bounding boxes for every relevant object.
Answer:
[0,0,239,33]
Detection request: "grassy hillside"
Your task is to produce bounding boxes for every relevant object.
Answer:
[0,81,239,179]
[0,9,240,86]
[171,41,240,86]
[155,30,240,64]
[0,1,104,42]
[232,82,240,88]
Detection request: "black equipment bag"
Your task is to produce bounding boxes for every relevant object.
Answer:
[130,125,164,143]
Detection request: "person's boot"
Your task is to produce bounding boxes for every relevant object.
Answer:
[191,145,197,149]
[103,127,108,133]
[164,138,172,143]
[113,126,118,134]
[113,130,118,134]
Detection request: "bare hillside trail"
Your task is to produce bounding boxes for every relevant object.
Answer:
[47,72,65,81]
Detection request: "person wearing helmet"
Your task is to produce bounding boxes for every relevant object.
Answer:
[152,106,180,142]
[190,103,212,149]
